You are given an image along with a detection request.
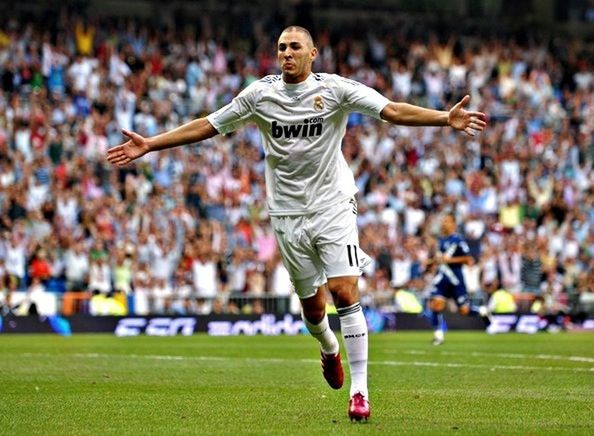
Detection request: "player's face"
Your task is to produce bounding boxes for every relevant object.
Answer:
[441,215,456,235]
[277,30,317,83]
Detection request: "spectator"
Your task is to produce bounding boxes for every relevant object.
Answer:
[131,266,151,315]
[63,240,89,291]
[225,248,249,295]
[520,243,543,294]
[4,232,27,289]
[390,243,412,289]
[113,248,133,294]
[88,254,111,295]
[151,277,173,314]
[29,247,52,283]
[192,243,219,311]
[498,236,522,293]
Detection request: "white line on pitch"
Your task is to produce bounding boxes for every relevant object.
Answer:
[399,349,594,363]
[19,352,594,373]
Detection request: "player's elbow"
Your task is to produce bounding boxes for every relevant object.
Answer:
[380,102,401,124]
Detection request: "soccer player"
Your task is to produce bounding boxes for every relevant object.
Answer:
[427,214,480,345]
[107,26,487,421]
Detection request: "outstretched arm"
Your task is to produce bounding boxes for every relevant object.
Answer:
[380,95,487,137]
[106,118,218,166]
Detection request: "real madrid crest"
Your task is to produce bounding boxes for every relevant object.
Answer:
[313,96,324,111]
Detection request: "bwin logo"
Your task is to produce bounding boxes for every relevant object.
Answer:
[271,119,323,139]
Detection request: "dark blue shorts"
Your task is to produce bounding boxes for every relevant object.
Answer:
[431,278,469,307]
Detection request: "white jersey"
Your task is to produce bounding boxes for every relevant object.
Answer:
[207,73,390,216]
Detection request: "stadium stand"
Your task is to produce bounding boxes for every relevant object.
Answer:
[0,1,592,320]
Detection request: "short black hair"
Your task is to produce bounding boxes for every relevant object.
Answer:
[280,25,314,48]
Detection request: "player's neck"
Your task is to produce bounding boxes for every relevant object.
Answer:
[282,72,311,85]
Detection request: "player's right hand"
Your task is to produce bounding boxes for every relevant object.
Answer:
[106,129,150,166]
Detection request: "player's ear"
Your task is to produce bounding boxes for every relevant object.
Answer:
[310,47,318,62]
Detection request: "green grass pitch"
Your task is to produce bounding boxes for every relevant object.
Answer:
[1,332,593,435]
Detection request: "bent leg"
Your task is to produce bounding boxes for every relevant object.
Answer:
[300,283,343,390]
[328,275,368,398]
[300,283,340,355]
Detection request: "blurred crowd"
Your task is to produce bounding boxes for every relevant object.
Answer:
[0,10,592,318]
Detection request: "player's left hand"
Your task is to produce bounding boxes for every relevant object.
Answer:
[448,95,487,137]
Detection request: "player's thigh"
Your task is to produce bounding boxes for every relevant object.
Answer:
[454,284,471,315]
[270,215,326,299]
[313,198,362,279]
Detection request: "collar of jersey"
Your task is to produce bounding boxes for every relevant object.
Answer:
[282,73,314,90]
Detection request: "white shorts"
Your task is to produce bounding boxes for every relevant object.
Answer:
[271,197,366,299]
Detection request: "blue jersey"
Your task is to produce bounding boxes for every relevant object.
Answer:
[432,233,470,306]
[437,233,470,279]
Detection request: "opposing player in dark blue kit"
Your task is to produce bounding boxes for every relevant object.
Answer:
[428,214,481,345]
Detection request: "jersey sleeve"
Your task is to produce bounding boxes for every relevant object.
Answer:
[206,82,258,135]
[333,75,391,119]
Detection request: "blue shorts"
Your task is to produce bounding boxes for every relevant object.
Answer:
[430,277,469,308]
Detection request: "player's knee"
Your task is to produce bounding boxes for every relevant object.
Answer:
[327,276,359,308]
[300,288,327,324]
[302,307,325,324]
[429,298,446,312]
[458,305,470,316]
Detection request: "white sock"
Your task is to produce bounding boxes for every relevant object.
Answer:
[303,312,339,355]
[337,302,368,398]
